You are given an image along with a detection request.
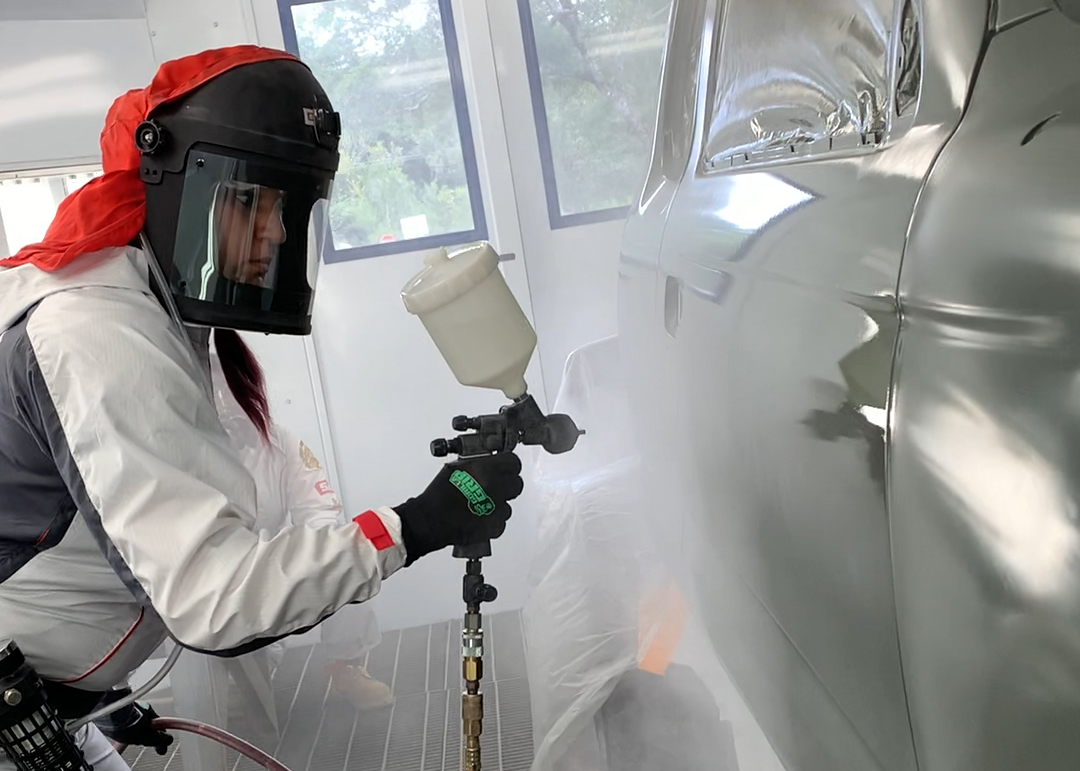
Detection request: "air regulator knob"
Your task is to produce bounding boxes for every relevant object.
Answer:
[453,415,483,431]
[431,437,464,458]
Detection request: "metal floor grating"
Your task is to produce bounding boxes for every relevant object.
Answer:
[126,610,532,771]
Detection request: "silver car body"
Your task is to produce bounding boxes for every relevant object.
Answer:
[617,0,1080,769]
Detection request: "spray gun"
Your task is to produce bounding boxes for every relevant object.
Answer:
[403,243,582,771]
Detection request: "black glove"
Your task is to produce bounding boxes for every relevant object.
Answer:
[395,452,524,565]
[95,699,174,756]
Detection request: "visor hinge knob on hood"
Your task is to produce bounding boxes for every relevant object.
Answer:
[135,121,167,186]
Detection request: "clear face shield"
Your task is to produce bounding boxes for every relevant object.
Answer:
[168,148,332,334]
[208,181,286,291]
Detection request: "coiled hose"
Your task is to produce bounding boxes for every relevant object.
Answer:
[73,642,293,770]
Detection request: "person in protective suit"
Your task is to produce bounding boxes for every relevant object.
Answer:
[95,330,396,759]
[206,330,395,711]
[0,45,522,767]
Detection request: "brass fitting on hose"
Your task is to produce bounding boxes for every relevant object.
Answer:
[462,612,485,771]
[464,742,482,771]
[463,655,482,684]
[462,690,484,771]
[459,558,496,771]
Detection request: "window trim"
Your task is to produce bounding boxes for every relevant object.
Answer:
[516,0,632,230]
[277,0,488,263]
[0,165,103,259]
[0,164,103,183]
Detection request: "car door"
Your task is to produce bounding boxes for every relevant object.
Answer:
[620,1,990,769]
[891,5,1080,769]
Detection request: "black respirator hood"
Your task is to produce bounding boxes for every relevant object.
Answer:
[137,58,341,336]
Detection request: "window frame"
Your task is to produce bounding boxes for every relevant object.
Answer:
[0,165,102,259]
[516,0,639,230]
[277,0,489,263]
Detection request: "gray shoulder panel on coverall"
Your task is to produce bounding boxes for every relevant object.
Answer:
[1,313,326,658]
[0,315,81,583]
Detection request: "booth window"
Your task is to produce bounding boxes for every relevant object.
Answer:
[703,0,895,170]
[0,170,100,258]
[519,0,671,228]
[277,0,488,262]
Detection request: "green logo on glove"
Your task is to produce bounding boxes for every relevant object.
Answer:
[449,470,496,516]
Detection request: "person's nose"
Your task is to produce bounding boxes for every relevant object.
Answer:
[258,203,286,245]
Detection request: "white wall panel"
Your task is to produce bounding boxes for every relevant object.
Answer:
[0,5,156,171]
[143,0,256,63]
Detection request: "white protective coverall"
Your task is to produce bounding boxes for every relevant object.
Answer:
[142,351,391,771]
[209,347,389,704]
[0,246,407,768]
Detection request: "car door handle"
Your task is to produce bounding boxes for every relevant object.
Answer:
[664,274,682,338]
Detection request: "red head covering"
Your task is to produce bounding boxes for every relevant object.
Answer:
[0,45,299,272]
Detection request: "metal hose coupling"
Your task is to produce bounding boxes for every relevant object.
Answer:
[460,558,496,771]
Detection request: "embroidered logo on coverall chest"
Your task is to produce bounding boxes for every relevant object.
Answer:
[299,441,321,470]
[449,470,495,516]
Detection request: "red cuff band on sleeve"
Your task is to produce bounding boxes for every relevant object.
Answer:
[355,511,396,552]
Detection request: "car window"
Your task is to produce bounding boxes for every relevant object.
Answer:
[704,0,897,168]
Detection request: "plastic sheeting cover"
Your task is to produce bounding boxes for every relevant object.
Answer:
[704,0,894,165]
[524,337,687,770]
